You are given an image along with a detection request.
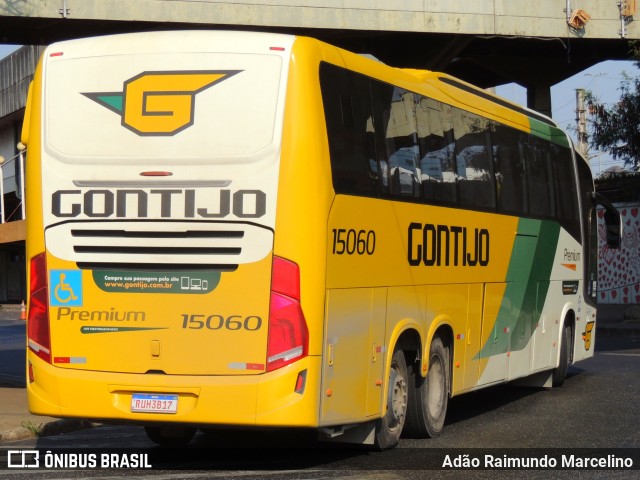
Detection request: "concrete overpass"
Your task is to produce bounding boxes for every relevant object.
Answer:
[1,0,640,115]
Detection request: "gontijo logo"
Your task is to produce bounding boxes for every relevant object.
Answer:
[82,70,241,136]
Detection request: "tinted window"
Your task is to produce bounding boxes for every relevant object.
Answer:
[552,144,580,239]
[577,156,597,305]
[453,109,495,210]
[491,124,527,215]
[320,63,378,197]
[372,83,421,198]
[416,97,457,205]
[320,62,580,232]
[524,138,555,218]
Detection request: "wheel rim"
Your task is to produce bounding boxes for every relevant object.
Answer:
[427,355,444,418]
[389,361,408,428]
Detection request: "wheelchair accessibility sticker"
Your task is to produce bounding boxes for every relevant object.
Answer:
[50,270,83,307]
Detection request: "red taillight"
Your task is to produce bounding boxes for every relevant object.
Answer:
[266,257,308,372]
[271,256,300,299]
[28,253,51,364]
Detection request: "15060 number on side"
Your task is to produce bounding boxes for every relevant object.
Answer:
[332,229,376,255]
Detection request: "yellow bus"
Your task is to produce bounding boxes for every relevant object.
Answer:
[22,31,620,449]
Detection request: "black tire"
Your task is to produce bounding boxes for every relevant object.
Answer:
[552,322,571,387]
[404,336,449,438]
[144,425,196,447]
[374,348,408,450]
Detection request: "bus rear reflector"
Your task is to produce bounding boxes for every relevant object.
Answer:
[28,253,51,364]
[267,257,308,372]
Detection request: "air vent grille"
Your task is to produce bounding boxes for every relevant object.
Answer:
[45,221,273,266]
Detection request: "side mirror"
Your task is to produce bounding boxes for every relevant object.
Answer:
[594,193,622,249]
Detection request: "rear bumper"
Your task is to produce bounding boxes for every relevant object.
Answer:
[27,353,321,428]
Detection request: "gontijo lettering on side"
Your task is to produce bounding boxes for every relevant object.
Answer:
[407,222,490,267]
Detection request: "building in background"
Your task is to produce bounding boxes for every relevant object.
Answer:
[0,46,44,303]
[596,173,640,305]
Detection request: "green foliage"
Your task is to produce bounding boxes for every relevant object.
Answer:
[587,42,640,171]
[595,169,640,202]
[20,420,43,437]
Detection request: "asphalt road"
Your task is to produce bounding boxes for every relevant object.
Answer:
[1,329,639,479]
[0,319,25,387]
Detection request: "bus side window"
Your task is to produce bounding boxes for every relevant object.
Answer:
[492,124,527,215]
[523,138,555,218]
[453,108,495,210]
[416,96,457,205]
[372,82,421,199]
[552,144,580,240]
[320,63,378,197]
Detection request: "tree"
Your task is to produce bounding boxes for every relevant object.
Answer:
[587,44,640,172]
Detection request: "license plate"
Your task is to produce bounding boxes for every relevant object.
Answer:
[131,393,178,414]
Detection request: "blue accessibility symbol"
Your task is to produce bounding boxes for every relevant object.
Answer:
[50,270,83,307]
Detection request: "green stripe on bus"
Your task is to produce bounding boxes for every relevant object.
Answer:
[529,118,571,148]
[478,218,560,358]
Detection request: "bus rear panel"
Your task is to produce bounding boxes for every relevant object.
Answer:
[25,31,321,429]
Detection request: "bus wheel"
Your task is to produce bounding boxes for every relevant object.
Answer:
[374,348,408,450]
[405,336,449,438]
[144,425,196,447]
[552,322,571,387]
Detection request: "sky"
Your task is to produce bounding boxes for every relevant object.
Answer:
[496,60,638,177]
[0,44,635,176]
[0,44,19,57]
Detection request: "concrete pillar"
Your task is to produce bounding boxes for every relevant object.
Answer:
[526,84,552,118]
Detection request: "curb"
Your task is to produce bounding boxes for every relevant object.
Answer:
[0,419,94,444]
[0,304,23,312]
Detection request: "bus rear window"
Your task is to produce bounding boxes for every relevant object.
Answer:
[45,52,284,163]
